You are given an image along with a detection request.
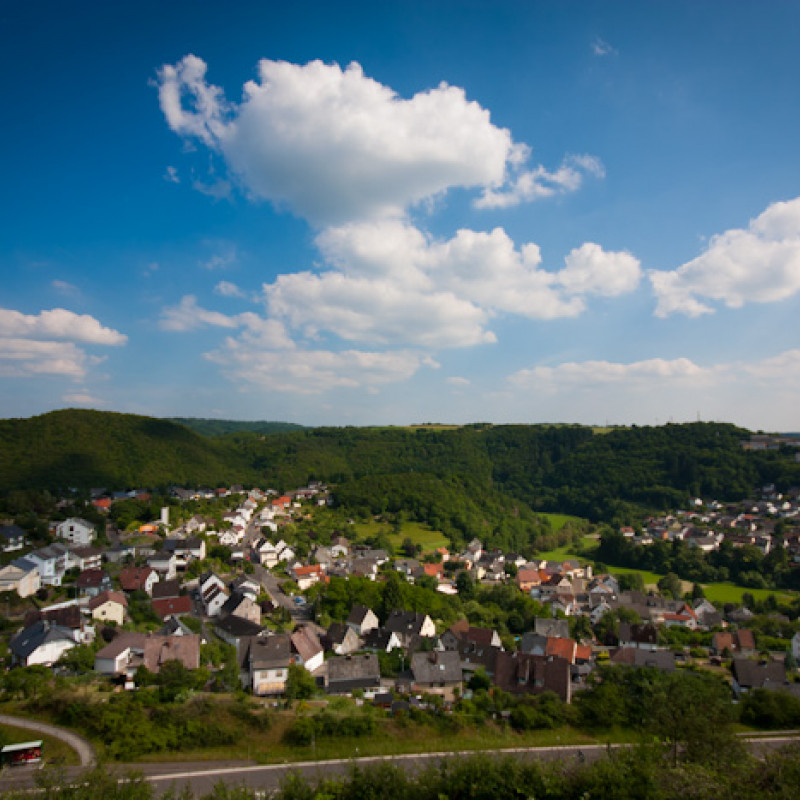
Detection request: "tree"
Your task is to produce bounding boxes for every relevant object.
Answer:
[455,570,476,601]
[657,572,683,600]
[285,663,316,701]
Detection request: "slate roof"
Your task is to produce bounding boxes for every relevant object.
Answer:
[247,634,292,669]
[10,620,75,660]
[411,650,462,684]
[610,647,676,672]
[327,653,381,690]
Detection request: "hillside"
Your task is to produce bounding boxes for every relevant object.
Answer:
[1,412,799,537]
[0,409,256,490]
[168,418,306,437]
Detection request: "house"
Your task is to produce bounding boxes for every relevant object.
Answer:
[290,625,324,672]
[152,579,182,600]
[363,627,403,653]
[346,606,379,637]
[9,620,77,666]
[88,591,128,626]
[55,518,95,546]
[0,558,40,597]
[711,629,756,656]
[220,594,261,625]
[292,564,325,591]
[0,524,27,552]
[66,545,103,572]
[24,604,90,644]
[731,658,788,697]
[163,536,207,566]
[26,544,70,586]
[147,550,177,580]
[493,651,572,703]
[94,632,200,676]
[94,632,147,675]
[327,653,381,694]
[119,566,159,596]
[152,595,193,619]
[410,650,462,698]
[202,583,229,617]
[441,621,502,651]
[214,615,263,651]
[618,623,658,651]
[610,647,675,672]
[323,622,361,655]
[76,569,111,598]
[385,610,436,647]
[143,634,200,673]
[245,633,293,695]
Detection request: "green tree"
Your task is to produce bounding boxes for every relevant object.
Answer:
[285,663,316,701]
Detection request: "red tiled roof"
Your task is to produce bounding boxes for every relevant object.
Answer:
[152,596,192,618]
[545,636,577,663]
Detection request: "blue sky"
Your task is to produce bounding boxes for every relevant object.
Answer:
[2,1,799,429]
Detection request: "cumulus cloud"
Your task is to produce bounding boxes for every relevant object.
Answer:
[475,154,605,210]
[157,55,601,225]
[650,197,800,317]
[0,308,127,346]
[273,221,641,347]
[164,166,180,183]
[0,339,93,378]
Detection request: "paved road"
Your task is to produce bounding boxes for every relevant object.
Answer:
[0,714,95,767]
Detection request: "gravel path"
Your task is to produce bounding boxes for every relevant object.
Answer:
[0,713,96,767]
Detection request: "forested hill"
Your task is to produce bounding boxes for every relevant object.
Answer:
[167,418,306,437]
[0,409,256,490]
[2,412,799,533]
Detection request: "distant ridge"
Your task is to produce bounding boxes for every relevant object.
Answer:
[167,418,306,437]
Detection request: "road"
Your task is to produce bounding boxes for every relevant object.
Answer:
[0,714,95,767]
[122,735,800,797]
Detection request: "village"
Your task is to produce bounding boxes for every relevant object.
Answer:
[0,479,799,713]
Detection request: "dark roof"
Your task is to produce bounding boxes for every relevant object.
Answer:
[0,524,26,541]
[385,609,430,637]
[215,615,263,639]
[494,651,571,702]
[76,569,108,588]
[24,605,82,630]
[152,579,182,600]
[732,658,786,689]
[610,647,676,672]
[10,620,75,660]
[411,650,462,684]
[346,604,375,627]
[327,653,381,689]
[247,633,292,669]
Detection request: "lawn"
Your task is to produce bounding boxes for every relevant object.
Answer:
[538,513,586,533]
[351,520,449,554]
[700,582,795,605]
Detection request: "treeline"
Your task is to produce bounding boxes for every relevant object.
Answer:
[597,529,800,590]
[168,418,306,437]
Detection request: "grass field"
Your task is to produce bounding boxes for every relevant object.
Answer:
[351,520,449,554]
[538,512,585,532]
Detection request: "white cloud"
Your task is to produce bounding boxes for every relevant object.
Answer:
[159,295,240,332]
[557,242,642,297]
[214,280,246,298]
[164,165,180,183]
[510,356,706,389]
[159,295,294,349]
[650,196,800,317]
[592,38,617,57]
[206,342,423,394]
[62,392,104,406]
[0,308,127,346]
[475,154,605,210]
[273,221,640,348]
[0,338,92,378]
[51,279,79,297]
[157,55,600,225]
[447,376,470,386]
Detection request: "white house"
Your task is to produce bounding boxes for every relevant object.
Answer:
[0,558,40,597]
[56,518,95,546]
[9,620,77,666]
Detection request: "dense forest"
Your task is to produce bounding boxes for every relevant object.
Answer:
[168,418,306,437]
[2,411,799,546]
